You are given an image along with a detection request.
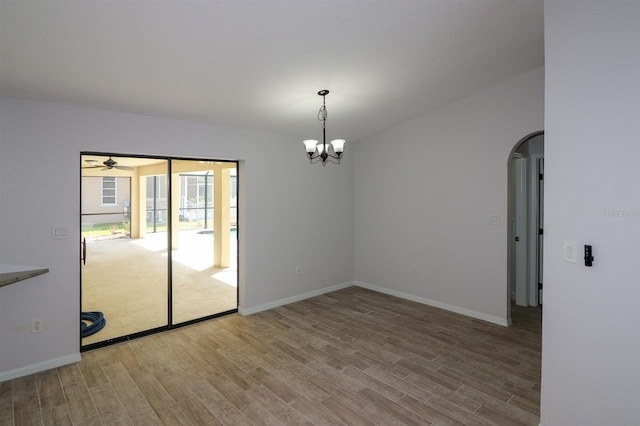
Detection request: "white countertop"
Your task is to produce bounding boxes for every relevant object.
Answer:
[0,264,49,287]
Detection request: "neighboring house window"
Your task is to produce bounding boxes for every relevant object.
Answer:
[102,177,117,205]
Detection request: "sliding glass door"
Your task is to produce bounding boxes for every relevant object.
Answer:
[81,154,238,349]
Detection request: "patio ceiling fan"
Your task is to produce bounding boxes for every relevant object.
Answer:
[83,156,134,171]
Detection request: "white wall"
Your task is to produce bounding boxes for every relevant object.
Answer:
[0,97,353,378]
[353,67,544,324]
[541,1,640,424]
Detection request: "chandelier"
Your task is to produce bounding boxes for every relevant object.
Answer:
[303,90,346,163]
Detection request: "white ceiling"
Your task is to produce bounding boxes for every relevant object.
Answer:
[0,0,544,143]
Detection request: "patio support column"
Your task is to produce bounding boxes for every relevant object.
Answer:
[130,172,141,238]
[136,176,147,239]
[171,172,180,250]
[213,167,231,268]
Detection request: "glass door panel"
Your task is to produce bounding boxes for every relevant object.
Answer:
[171,160,238,324]
[81,155,169,347]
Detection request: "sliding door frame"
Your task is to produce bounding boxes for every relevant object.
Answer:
[80,152,239,352]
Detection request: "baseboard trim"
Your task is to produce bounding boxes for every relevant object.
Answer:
[239,280,508,326]
[0,353,81,383]
[238,281,354,316]
[354,281,509,327]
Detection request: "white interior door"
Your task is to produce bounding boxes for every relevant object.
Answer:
[514,158,528,306]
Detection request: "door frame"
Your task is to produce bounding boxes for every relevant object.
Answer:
[528,153,544,306]
[80,152,240,351]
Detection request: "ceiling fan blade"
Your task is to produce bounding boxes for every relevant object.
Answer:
[115,165,135,171]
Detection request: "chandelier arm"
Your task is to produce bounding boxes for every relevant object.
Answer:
[307,152,340,163]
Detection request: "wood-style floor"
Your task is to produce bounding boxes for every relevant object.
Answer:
[1,287,541,425]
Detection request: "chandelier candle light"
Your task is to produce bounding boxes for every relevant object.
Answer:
[303,90,346,163]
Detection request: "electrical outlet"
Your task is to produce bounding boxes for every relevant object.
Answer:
[52,226,69,239]
[296,266,301,276]
[413,266,419,277]
[32,318,43,333]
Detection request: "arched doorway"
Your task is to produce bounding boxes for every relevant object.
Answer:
[507,131,544,324]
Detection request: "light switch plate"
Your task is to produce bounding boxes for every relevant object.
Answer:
[488,215,500,225]
[563,241,577,263]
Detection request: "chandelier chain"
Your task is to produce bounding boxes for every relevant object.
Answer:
[318,105,327,123]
